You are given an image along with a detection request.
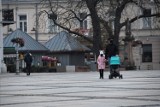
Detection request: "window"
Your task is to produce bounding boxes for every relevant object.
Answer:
[143,9,151,29]
[79,12,88,29]
[18,15,27,32]
[143,17,151,28]
[142,44,152,62]
[48,19,59,33]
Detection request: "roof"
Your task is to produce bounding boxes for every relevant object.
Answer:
[44,31,91,52]
[2,0,70,4]
[3,29,49,52]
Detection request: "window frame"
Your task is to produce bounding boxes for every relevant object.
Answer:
[142,44,152,63]
[18,14,27,32]
[79,12,88,29]
[142,9,152,29]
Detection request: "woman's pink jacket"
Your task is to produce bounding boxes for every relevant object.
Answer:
[97,55,106,70]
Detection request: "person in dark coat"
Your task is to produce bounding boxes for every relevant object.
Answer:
[105,38,118,72]
[24,51,33,76]
[105,38,118,59]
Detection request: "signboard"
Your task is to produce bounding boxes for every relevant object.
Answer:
[4,47,16,53]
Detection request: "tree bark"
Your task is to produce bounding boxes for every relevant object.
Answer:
[85,0,102,56]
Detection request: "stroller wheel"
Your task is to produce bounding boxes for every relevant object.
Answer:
[109,75,112,79]
[119,75,123,79]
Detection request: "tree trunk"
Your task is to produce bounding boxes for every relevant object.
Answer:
[114,16,121,51]
[114,25,120,47]
[86,0,102,56]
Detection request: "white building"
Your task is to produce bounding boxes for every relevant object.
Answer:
[2,0,53,43]
[119,0,160,70]
[1,0,160,70]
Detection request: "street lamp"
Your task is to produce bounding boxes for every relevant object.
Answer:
[31,27,38,41]
[31,27,36,31]
[16,44,19,74]
[0,0,3,73]
[31,3,39,41]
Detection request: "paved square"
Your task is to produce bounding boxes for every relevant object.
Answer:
[0,70,160,107]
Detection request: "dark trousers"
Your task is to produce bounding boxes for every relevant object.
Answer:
[99,69,104,79]
[26,63,31,75]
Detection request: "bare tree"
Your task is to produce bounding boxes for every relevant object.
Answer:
[39,0,160,56]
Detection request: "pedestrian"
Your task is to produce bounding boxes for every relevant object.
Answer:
[24,51,33,76]
[97,50,106,79]
[105,38,118,59]
[105,38,118,72]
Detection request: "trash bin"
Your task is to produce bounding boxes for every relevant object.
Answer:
[89,61,97,71]
[1,62,7,73]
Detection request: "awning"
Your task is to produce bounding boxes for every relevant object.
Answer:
[42,56,57,62]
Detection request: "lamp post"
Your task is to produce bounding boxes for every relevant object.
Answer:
[35,3,38,41]
[16,44,19,75]
[31,27,37,41]
[11,37,24,75]
[31,3,39,41]
[0,0,3,73]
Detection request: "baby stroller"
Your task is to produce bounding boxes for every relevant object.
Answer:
[109,55,123,79]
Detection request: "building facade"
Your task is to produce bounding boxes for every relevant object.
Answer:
[2,0,160,70]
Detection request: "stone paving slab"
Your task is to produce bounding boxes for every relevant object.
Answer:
[0,70,160,107]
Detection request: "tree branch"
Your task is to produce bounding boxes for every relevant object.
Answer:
[99,18,113,37]
[53,20,93,43]
[120,13,160,28]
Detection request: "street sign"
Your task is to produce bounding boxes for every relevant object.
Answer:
[4,47,16,54]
